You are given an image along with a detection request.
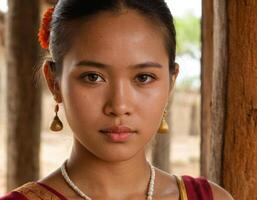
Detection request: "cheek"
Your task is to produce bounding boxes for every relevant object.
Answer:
[135,82,170,131]
[138,78,170,108]
[60,78,104,131]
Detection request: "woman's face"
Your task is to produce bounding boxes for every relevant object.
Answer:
[51,10,177,162]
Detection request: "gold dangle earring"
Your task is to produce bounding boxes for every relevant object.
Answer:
[50,95,63,132]
[158,110,169,134]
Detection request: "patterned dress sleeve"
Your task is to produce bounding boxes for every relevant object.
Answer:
[0,182,67,200]
[0,191,28,200]
[182,175,213,200]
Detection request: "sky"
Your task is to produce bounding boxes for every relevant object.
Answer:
[166,0,201,17]
[0,0,202,85]
[166,0,202,86]
[0,0,7,12]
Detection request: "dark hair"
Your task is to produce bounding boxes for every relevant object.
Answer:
[49,0,176,74]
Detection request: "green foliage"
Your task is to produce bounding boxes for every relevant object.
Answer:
[174,14,201,58]
[176,75,200,91]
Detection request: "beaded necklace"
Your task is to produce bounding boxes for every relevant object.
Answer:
[61,160,156,200]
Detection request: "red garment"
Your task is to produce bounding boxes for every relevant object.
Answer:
[37,182,67,200]
[0,191,27,200]
[182,175,213,200]
[0,182,67,200]
[0,176,213,200]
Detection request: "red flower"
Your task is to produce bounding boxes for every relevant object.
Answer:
[38,7,54,49]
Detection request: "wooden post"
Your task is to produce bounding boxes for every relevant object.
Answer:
[152,98,173,173]
[0,11,4,46]
[210,0,257,199]
[152,133,171,173]
[189,102,198,136]
[223,1,257,199]
[200,0,214,178]
[209,0,228,184]
[6,0,41,190]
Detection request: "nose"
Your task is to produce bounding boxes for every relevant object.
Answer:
[103,80,134,117]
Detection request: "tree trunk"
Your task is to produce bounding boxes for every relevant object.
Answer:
[152,132,171,173]
[0,11,4,46]
[209,0,228,184]
[200,0,213,178]
[6,0,41,190]
[210,0,257,199]
[223,1,257,199]
[152,98,173,173]
[189,102,198,136]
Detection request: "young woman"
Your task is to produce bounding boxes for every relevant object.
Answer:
[1,0,234,199]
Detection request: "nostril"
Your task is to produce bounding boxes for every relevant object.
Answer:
[109,111,130,117]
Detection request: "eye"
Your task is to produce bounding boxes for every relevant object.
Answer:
[135,73,156,84]
[79,72,105,83]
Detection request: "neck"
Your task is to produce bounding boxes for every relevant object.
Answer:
[65,139,151,199]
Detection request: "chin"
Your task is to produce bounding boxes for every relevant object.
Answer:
[86,143,145,163]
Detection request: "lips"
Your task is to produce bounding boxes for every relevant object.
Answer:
[100,125,136,142]
[100,125,136,134]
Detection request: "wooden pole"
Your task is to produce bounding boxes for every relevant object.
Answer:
[209,0,228,184]
[210,0,257,199]
[6,0,41,190]
[222,1,257,199]
[200,0,214,178]
[152,98,173,173]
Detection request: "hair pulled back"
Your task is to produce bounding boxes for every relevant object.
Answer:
[47,0,176,74]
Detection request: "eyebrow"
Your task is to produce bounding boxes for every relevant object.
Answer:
[75,60,163,69]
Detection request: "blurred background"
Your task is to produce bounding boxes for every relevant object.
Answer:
[0,0,202,194]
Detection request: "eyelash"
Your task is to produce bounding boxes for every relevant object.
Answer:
[79,72,157,85]
[135,73,157,84]
[79,72,105,84]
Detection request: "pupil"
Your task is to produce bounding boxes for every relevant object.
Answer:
[139,75,147,82]
[89,74,98,81]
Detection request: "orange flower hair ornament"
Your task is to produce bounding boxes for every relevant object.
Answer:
[38,7,54,49]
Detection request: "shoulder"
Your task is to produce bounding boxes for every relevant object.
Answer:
[181,175,234,200]
[0,191,28,200]
[1,180,67,200]
[153,168,180,199]
[0,182,40,200]
[208,181,234,200]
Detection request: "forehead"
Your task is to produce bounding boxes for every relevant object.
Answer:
[63,9,169,68]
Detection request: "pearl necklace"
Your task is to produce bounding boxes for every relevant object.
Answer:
[61,160,155,200]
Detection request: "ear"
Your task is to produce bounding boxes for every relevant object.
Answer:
[43,60,62,103]
[169,63,179,93]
